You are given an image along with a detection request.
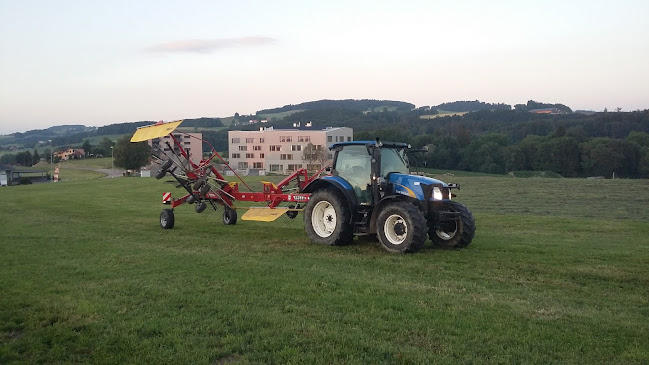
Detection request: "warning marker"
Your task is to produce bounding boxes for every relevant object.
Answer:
[162,192,171,204]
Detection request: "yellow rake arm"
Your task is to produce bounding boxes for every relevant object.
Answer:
[241,207,302,222]
[131,120,184,142]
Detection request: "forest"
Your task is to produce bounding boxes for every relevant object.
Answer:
[233,102,649,178]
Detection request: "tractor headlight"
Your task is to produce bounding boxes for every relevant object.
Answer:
[433,186,443,200]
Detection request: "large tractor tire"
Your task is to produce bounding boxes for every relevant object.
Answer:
[429,201,475,249]
[376,201,427,253]
[160,209,175,229]
[303,189,353,246]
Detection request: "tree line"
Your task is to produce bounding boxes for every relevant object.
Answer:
[245,107,648,178]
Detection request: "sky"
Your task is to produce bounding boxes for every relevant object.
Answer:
[1,0,648,135]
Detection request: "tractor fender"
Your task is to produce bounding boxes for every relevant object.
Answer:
[302,176,358,221]
[368,195,421,234]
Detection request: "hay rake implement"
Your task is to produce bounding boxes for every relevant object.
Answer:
[131,120,323,229]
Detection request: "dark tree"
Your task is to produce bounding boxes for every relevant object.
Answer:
[96,137,115,156]
[15,151,33,166]
[113,136,151,171]
[32,149,41,165]
[81,140,92,156]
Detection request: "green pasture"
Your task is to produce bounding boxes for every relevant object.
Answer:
[256,110,305,121]
[420,110,469,119]
[1,176,648,364]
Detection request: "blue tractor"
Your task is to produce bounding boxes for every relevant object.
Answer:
[302,139,475,253]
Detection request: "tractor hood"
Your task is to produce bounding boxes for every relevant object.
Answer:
[387,173,448,201]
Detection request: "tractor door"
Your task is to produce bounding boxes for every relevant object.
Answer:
[333,145,372,204]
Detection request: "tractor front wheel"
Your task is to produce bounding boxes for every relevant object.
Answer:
[429,201,475,249]
[376,201,427,253]
[160,209,175,229]
[304,189,353,246]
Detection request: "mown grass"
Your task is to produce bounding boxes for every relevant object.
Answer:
[1,177,648,364]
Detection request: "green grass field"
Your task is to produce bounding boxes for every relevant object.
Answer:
[1,176,648,364]
[420,110,469,119]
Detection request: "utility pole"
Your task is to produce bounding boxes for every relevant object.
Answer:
[110,146,114,178]
[49,140,53,182]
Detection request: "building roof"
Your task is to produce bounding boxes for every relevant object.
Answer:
[0,164,47,174]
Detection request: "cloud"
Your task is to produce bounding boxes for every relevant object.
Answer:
[146,36,276,54]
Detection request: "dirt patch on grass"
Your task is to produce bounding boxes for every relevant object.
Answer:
[214,353,242,364]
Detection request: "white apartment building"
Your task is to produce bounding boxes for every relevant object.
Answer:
[228,127,353,174]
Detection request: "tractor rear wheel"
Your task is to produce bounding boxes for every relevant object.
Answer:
[160,209,175,229]
[223,208,237,225]
[377,201,427,253]
[429,201,475,249]
[304,189,353,246]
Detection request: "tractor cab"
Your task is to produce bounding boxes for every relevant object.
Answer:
[331,140,419,205]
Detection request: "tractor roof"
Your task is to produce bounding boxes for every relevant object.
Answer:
[329,140,410,150]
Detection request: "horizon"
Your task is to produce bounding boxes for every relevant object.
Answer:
[1,0,648,135]
[1,97,644,136]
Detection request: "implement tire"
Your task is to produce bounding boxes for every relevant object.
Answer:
[377,201,427,253]
[160,209,175,229]
[304,189,353,246]
[223,208,237,225]
[429,201,475,249]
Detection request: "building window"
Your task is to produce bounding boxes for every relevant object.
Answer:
[307,164,322,171]
[239,146,247,151]
[291,145,302,151]
[259,153,265,158]
[246,153,254,158]
[231,153,240,159]
[287,164,302,171]
[269,164,283,172]
[245,138,254,143]
[238,162,248,169]
[347,137,352,141]
[253,162,263,169]
[231,138,240,143]
[253,145,262,151]
[280,154,293,160]
[270,145,282,151]
[280,136,292,142]
[260,138,264,143]
[327,136,333,142]
[298,136,310,142]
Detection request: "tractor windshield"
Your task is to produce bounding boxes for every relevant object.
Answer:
[381,147,409,176]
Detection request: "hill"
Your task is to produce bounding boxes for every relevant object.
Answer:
[433,100,511,112]
[257,99,415,114]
